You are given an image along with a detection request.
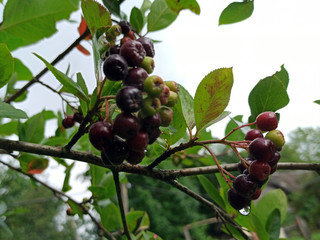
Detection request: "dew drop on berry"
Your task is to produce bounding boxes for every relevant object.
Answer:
[239,206,251,216]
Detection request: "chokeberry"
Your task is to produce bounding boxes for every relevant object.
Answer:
[227,188,251,210]
[141,113,162,133]
[141,97,161,117]
[126,130,149,151]
[248,137,276,162]
[159,85,170,105]
[119,21,132,35]
[62,115,75,128]
[103,54,128,81]
[120,40,146,67]
[123,67,148,91]
[144,75,164,97]
[89,121,114,151]
[113,112,141,139]
[248,160,271,181]
[233,174,258,198]
[245,129,263,141]
[137,37,155,57]
[256,111,278,131]
[101,136,129,165]
[73,112,84,124]
[116,86,142,113]
[159,107,174,127]
[265,130,285,150]
[126,150,145,165]
[148,127,161,144]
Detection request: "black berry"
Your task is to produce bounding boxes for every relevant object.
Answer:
[103,54,128,81]
[116,86,142,113]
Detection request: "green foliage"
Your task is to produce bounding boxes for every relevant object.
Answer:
[0,43,14,89]
[248,65,289,122]
[0,0,79,51]
[130,7,144,33]
[219,1,254,25]
[194,68,233,133]
[0,101,28,119]
[165,0,201,15]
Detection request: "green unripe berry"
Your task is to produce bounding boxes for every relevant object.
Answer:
[141,97,161,117]
[165,81,178,93]
[144,75,164,97]
[265,130,285,150]
[139,56,155,74]
[159,106,173,127]
[166,91,178,107]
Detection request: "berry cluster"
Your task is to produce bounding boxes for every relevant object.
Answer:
[228,111,285,211]
[89,21,178,166]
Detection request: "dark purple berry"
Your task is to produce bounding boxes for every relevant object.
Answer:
[248,137,276,162]
[148,127,161,144]
[73,112,84,124]
[248,160,271,181]
[89,121,114,151]
[126,131,149,151]
[126,150,145,165]
[101,136,129,165]
[245,129,263,141]
[123,67,148,91]
[233,174,258,198]
[256,111,278,131]
[137,37,155,57]
[268,151,280,168]
[108,45,121,55]
[227,188,251,210]
[103,54,128,81]
[141,113,162,133]
[113,112,140,139]
[116,86,142,113]
[120,40,146,67]
[119,21,132,35]
[62,115,75,128]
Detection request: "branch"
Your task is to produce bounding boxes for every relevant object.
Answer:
[0,158,116,240]
[113,171,132,240]
[4,28,91,104]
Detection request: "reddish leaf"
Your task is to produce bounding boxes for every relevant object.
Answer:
[27,158,49,174]
[78,16,92,40]
[76,44,91,55]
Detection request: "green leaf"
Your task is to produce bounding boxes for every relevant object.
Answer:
[13,58,33,80]
[0,120,18,136]
[197,175,226,209]
[76,72,89,96]
[141,0,152,16]
[224,115,245,141]
[165,0,200,15]
[81,0,112,36]
[178,84,195,131]
[160,96,187,145]
[90,164,108,186]
[194,68,233,133]
[130,7,144,34]
[126,210,144,232]
[255,189,287,226]
[62,162,75,192]
[0,0,79,51]
[219,1,254,25]
[248,65,289,121]
[0,43,14,89]
[266,208,281,240]
[251,213,269,240]
[34,53,88,102]
[100,203,122,231]
[67,199,84,219]
[0,101,28,119]
[18,111,47,143]
[102,0,121,18]
[147,0,178,32]
[314,100,320,105]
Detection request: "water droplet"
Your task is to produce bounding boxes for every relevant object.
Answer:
[239,206,251,216]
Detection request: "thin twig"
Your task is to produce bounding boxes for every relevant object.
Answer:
[4,28,91,103]
[113,170,132,240]
[0,158,116,240]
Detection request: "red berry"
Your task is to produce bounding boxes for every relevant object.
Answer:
[126,150,145,164]
[62,115,75,129]
[227,188,251,210]
[124,67,148,91]
[113,113,141,139]
[251,188,262,200]
[245,129,263,141]
[256,111,278,131]
[248,160,271,181]
[126,131,149,151]
[89,122,114,151]
[248,137,276,162]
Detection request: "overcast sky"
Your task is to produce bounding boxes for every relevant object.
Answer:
[2,0,320,198]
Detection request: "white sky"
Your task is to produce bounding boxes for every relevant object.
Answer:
[1,0,320,199]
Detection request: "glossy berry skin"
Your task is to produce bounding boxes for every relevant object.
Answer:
[108,45,120,55]
[126,150,145,164]
[139,56,155,74]
[89,122,114,151]
[265,130,285,150]
[126,131,149,151]
[227,188,251,210]
[159,107,173,127]
[245,129,263,141]
[123,67,148,91]
[233,174,258,198]
[256,111,278,131]
[103,54,128,81]
[251,188,262,200]
[141,113,162,133]
[249,160,271,181]
[268,151,280,168]
[137,37,155,57]
[166,91,178,107]
[116,86,142,113]
[165,81,178,93]
[101,137,129,165]
[148,127,161,144]
[119,21,131,34]
[144,75,164,97]
[120,40,146,67]
[248,137,276,162]
[113,113,140,139]
[237,158,253,173]
[62,115,74,128]
[73,112,84,124]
